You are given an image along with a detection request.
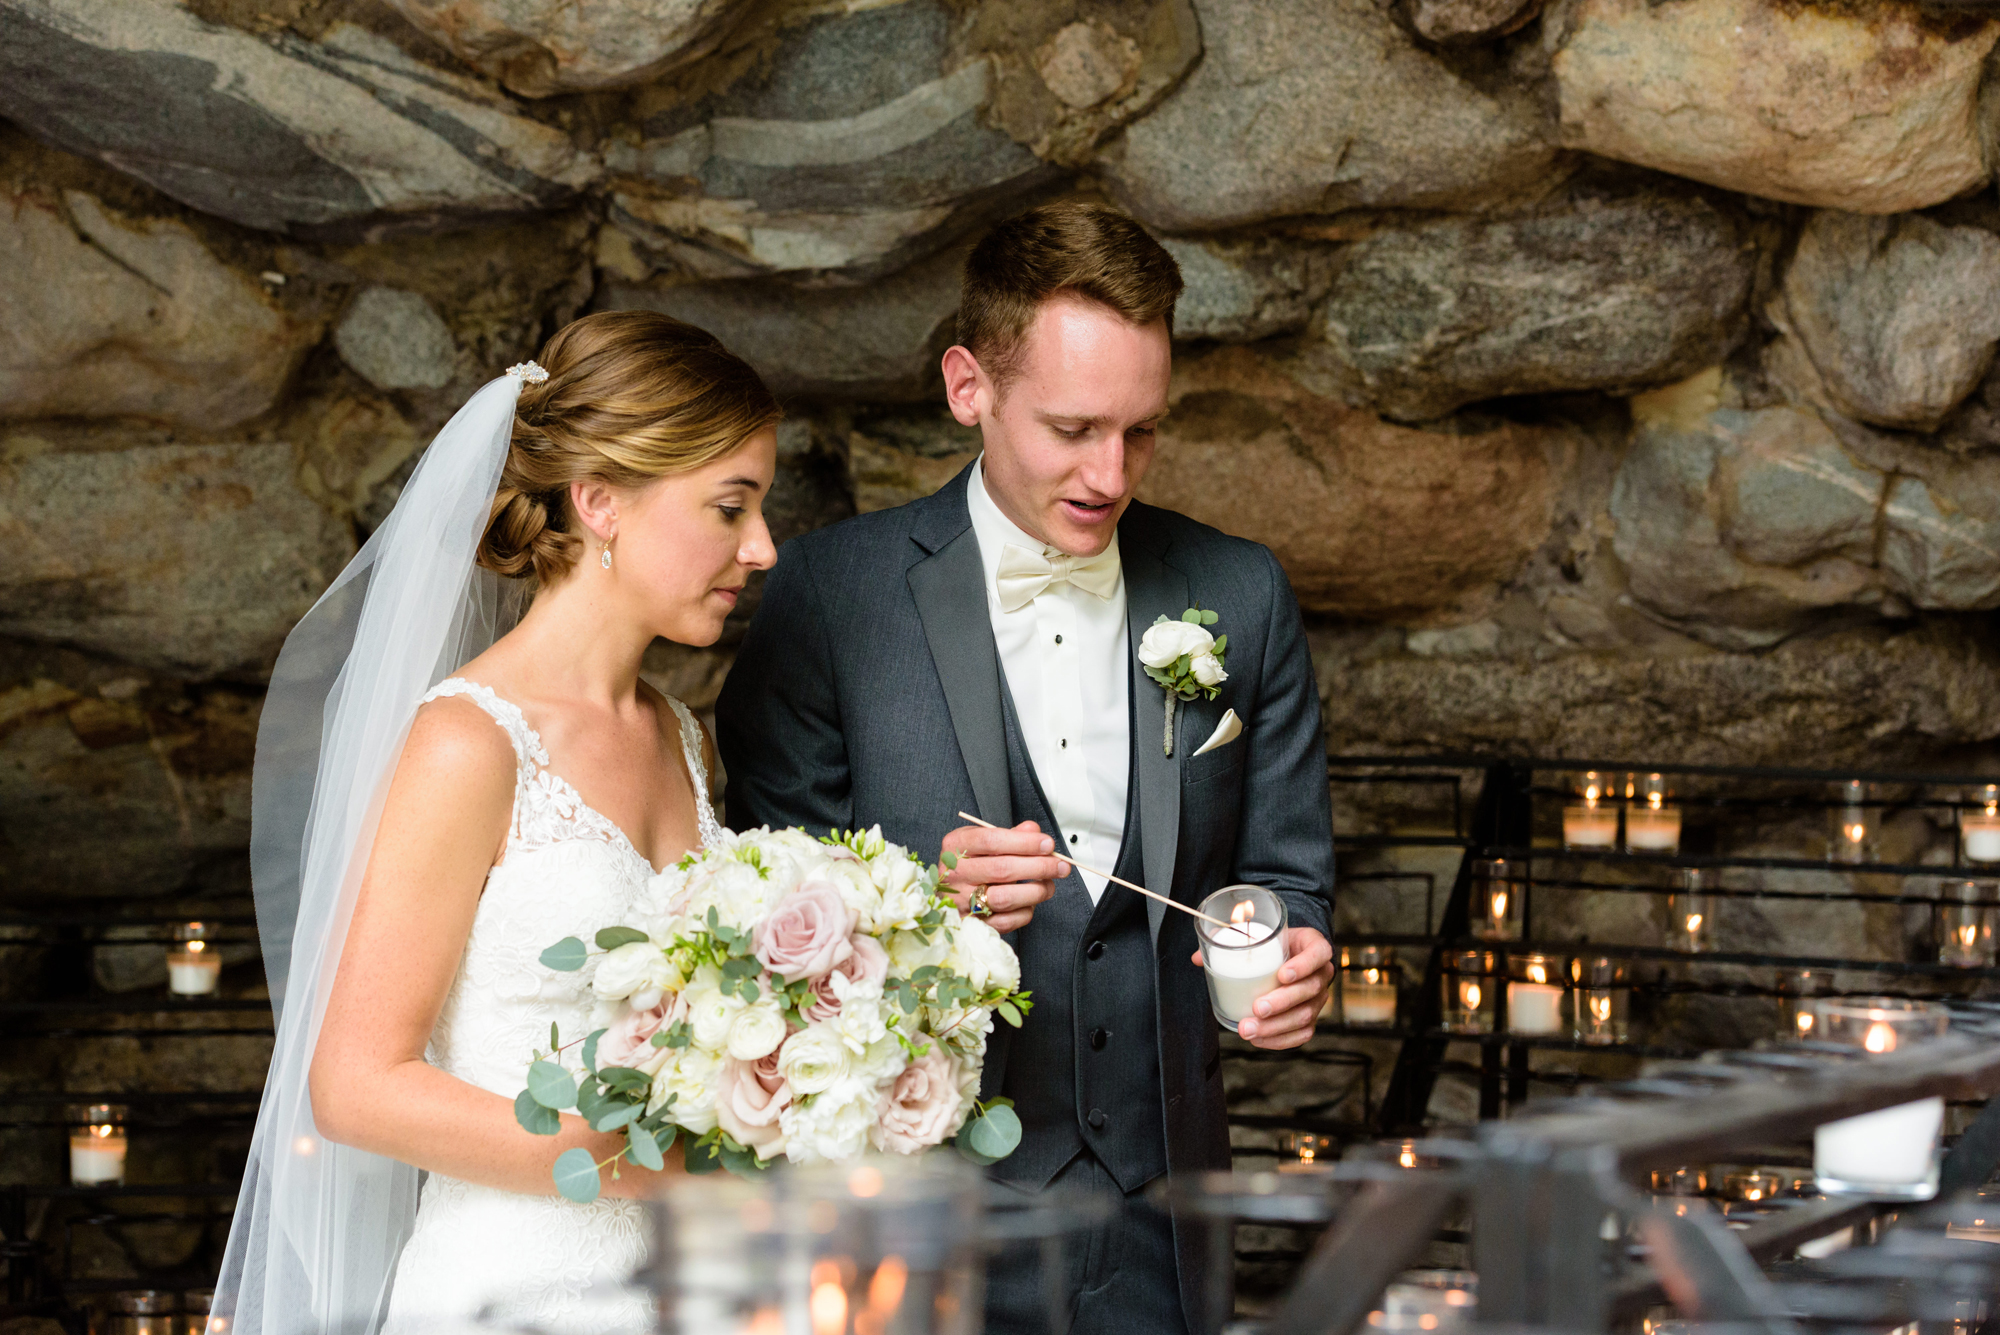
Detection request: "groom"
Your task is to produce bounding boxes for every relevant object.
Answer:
[717,202,1335,1334]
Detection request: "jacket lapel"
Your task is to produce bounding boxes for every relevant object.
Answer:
[907,468,1013,828]
[1121,511,1189,942]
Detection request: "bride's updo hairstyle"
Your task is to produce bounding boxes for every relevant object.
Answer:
[478,310,781,586]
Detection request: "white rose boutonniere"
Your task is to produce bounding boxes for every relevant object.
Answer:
[1138,607,1228,756]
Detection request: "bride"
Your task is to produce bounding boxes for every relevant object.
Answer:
[214,311,781,1333]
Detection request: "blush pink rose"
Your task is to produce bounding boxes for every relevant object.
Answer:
[596,994,684,1070]
[716,1052,791,1157]
[753,880,858,982]
[803,933,890,1023]
[872,1048,964,1155]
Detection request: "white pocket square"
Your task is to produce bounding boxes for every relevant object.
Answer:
[1191,709,1242,757]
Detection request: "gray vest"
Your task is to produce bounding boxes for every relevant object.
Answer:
[989,679,1169,1194]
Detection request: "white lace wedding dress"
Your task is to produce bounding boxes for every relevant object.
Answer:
[379,678,723,1335]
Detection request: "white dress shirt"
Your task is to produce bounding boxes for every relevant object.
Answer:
[966,459,1131,903]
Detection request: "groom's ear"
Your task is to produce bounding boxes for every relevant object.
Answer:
[941,345,989,428]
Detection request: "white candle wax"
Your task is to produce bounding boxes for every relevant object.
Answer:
[1343,983,1397,1025]
[1626,806,1681,852]
[70,1133,127,1185]
[1203,922,1286,1029]
[1508,982,1565,1035]
[1814,1096,1942,1194]
[1563,805,1617,848]
[1965,819,2000,863]
[167,950,221,996]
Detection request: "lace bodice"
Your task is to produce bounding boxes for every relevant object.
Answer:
[381,677,717,1335]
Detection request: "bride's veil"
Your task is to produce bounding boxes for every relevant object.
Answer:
[215,370,535,1334]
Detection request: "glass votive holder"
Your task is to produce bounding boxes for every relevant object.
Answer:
[1380,1270,1477,1332]
[108,1291,179,1335]
[1963,785,2000,864]
[1721,1168,1788,1203]
[1442,952,1498,1034]
[181,1289,215,1335]
[1562,799,1619,851]
[1936,880,2000,968]
[1337,946,1399,1027]
[1667,867,1716,954]
[1777,967,1829,1042]
[1506,953,1567,1037]
[166,922,220,997]
[1469,858,1524,941]
[1195,885,1288,1034]
[1571,955,1629,1046]
[1828,780,1876,864]
[1277,1130,1336,1173]
[1811,997,1951,1199]
[1649,1166,1708,1196]
[70,1102,128,1186]
[1625,794,1682,855]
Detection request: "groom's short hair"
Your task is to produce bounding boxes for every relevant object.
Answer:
[957,201,1182,386]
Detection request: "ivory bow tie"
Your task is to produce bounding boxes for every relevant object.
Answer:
[994,543,1121,613]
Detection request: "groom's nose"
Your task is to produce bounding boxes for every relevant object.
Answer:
[1074,435,1129,500]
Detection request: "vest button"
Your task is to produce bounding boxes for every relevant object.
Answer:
[1089,1027,1109,1051]
[1087,1108,1106,1130]
[1086,940,1105,961]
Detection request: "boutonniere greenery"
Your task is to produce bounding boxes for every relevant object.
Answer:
[1138,608,1228,757]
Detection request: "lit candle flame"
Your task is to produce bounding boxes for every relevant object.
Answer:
[1399,1143,1418,1168]
[91,1123,115,1139]
[1846,822,1866,844]
[865,1256,908,1319]
[1526,962,1546,985]
[1961,924,1979,948]
[1745,1186,1764,1202]
[1864,1020,1896,1054]
[1796,1010,1814,1036]
[1648,792,1663,810]
[186,939,207,954]
[1462,982,1482,1010]
[810,1260,847,1335]
[1683,913,1702,934]
[1584,783,1601,802]
[1230,901,1256,926]
[1299,1145,1316,1165]
[1490,890,1508,921]
[1589,994,1612,1024]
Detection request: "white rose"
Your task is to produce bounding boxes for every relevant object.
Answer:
[592,942,679,1001]
[885,929,949,977]
[684,975,745,1051]
[948,916,1021,993]
[776,1025,852,1096]
[726,996,789,1062]
[1190,650,1228,688]
[1137,619,1214,669]
[685,859,775,934]
[779,1075,885,1166]
[649,1045,722,1133]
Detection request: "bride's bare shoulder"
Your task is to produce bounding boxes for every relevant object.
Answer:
[399,692,518,803]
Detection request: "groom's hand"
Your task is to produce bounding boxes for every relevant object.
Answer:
[1193,927,1334,1049]
[940,820,1068,935]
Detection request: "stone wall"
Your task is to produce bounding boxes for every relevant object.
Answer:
[7,0,2000,1281]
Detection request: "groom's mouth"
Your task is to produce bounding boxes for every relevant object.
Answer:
[1059,499,1117,526]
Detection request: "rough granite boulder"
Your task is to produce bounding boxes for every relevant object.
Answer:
[1316,618,2000,768]
[1136,346,1558,620]
[1767,211,2000,433]
[1608,371,2000,647]
[603,1,1058,279]
[0,188,318,428]
[1551,0,1998,214]
[0,1,598,235]
[383,0,751,96]
[0,432,355,677]
[333,288,459,393]
[598,247,964,401]
[1414,0,1543,43]
[1097,0,1562,231]
[1304,194,1754,421]
[1163,235,1341,344]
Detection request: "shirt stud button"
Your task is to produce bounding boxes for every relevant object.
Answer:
[1054,634,1063,645]
[1069,834,1078,844]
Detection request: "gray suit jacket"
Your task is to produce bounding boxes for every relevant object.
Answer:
[715,460,1335,1125]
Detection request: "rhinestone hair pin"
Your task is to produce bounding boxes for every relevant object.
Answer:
[505,360,549,384]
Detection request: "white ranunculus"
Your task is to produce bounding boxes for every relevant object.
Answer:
[819,859,884,927]
[1138,619,1214,669]
[948,915,1021,993]
[1190,650,1228,688]
[828,982,888,1055]
[776,1025,852,1096]
[592,942,680,1001]
[685,975,745,1051]
[649,1045,722,1133]
[726,996,789,1062]
[854,1034,908,1083]
[780,1074,886,1165]
[885,928,949,977]
[684,858,777,934]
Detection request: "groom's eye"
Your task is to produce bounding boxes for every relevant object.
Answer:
[1051,424,1087,439]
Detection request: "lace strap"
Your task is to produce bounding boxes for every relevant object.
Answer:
[421,678,548,784]
[664,696,725,849]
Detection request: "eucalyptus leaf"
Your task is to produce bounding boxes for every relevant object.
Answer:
[527,1060,578,1111]
[513,1089,560,1136]
[997,1001,1023,1028]
[539,937,588,972]
[626,1122,665,1171]
[1201,610,1218,625]
[552,1147,602,1203]
[965,1104,1022,1159]
[1182,609,1202,624]
[582,1028,606,1073]
[550,1021,560,1051]
[683,1136,723,1175]
[957,1140,1000,1166]
[594,1103,642,1133]
[595,926,650,950]
[599,1065,651,1093]
[575,1078,613,1123]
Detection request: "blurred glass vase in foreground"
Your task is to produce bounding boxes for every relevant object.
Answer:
[1811,997,1951,1200]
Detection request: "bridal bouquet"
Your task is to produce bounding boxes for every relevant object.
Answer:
[514,827,1032,1200]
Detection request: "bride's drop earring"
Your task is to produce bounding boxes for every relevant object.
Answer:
[599,536,613,570]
